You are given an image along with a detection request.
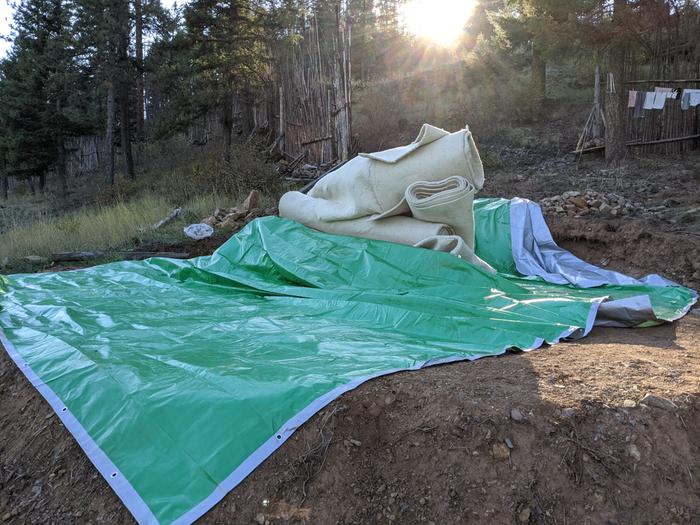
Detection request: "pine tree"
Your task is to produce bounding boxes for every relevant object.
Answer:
[0,0,82,196]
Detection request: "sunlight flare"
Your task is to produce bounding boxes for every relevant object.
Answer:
[400,0,476,47]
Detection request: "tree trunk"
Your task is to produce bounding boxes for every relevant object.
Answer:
[531,40,546,106]
[56,140,68,197]
[118,10,135,180]
[38,173,46,193]
[56,99,68,197]
[605,0,627,165]
[134,0,145,142]
[28,176,36,195]
[120,79,135,179]
[105,81,116,185]
[222,94,234,162]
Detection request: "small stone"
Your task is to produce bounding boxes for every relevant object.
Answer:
[492,442,510,461]
[254,513,266,525]
[349,438,362,447]
[519,507,531,522]
[419,497,426,505]
[384,394,396,406]
[599,202,613,214]
[639,393,677,411]
[510,407,525,422]
[570,196,587,208]
[622,399,636,408]
[628,443,641,462]
[590,199,603,208]
[561,407,577,418]
[505,437,514,449]
[24,255,46,264]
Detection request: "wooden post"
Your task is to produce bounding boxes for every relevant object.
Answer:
[592,65,603,139]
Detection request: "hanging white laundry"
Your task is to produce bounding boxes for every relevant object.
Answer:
[654,87,675,99]
[652,92,666,110]
[642,92,655,110]
[680,89,700,110]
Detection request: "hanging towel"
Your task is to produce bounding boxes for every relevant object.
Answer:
[654,86,673,97]
[373,176,476,248]
[680,89,700,110]
[633,90,645,118]
[651,92,666,110]
[628,90,637,108]
[642,92,655,110]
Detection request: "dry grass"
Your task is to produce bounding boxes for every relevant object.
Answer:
[0,140,284,267]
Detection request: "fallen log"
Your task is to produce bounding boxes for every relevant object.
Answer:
[51,251,190,263]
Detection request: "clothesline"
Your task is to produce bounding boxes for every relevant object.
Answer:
[628,87,700,116]
[625,79,700,84]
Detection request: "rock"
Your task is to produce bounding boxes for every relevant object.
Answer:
[628,444,641,462]
[419,498,426,506]
[242,190,261,213]
[518,507,531,523]
[570,196,587,208]
[221,215,243,229]
[349,438,362,447]
[599,202,613,214]
[24,255,46,264]
[492,442,510,461]
[622,399,636,408]
[505,437,514,449]
[590,199,603,208]
[561,407,577,418]
[510,407,525,422]
[254,513,266,525]
[384,394,396,406]
[639,393,677,411]
[203,215,218,227]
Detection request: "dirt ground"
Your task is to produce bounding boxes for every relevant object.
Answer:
[1,148,700,524]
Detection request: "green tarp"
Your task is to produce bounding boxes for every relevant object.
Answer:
[0,200,695,524]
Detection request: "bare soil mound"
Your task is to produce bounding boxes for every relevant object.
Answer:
[2,315,699,525]
[2,154,700,524]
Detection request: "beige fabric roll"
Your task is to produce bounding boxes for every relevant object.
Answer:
[414,235,496,274]
[279,189,454,245]
[374,176,476,248]
[278,124,484,223]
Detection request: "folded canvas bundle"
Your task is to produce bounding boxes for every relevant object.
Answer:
[280,124,485,265]
[280,124,483,220]
[375,175,476,247]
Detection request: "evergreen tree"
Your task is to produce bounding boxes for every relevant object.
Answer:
[0,0,83,196]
